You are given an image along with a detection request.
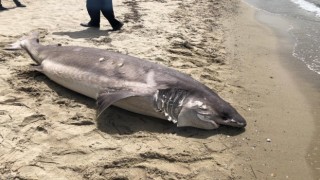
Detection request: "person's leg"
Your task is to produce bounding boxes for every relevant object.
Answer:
[81,0,101,27]
[101,0,123,30]
[0,0,8,10]
[13,0,26,7]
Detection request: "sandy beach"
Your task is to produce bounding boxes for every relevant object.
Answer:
[226,3,318,179]
[0,0,318,179]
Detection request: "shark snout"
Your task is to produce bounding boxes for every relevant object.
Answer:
[216,115,247,128]
[217,119,246,128]
[225,116,247,128]
[231,118,247,127]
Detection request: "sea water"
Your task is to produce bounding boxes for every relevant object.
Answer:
[291,0,320,17]
[245,0,320,76]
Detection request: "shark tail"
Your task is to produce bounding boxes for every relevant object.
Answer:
[4,32,39,50]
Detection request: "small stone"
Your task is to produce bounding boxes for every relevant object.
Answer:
[219,49,226,54]
[267,138,272,142]
[99,57,105,62]
[118,63,124,67]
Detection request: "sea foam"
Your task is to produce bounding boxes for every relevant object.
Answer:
[291,0,320,17]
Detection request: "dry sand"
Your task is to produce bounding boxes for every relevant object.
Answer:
[0,0,317,179]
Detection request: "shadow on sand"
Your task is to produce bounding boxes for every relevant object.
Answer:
[53,28,113,39]
[0,7,17,12]
[97,107,245,139]
[23,70,245,139]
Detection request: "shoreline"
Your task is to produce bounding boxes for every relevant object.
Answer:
[226,1,317,179]
[249,1,320,177]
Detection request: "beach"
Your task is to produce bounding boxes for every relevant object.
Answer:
[0,0,318,179]
[226,2,319,179]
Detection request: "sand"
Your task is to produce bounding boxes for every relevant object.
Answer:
[0,0,317,179]
[225,3,317,179]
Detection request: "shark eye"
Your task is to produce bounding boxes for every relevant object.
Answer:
[221,112,230,120]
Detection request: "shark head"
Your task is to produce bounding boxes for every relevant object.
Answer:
[177,91,246,130]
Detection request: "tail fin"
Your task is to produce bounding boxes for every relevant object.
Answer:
[4,32,39,50]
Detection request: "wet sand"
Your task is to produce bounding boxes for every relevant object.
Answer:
[244,0,320,177]
[0,0,317,179]
[226,2,317,179]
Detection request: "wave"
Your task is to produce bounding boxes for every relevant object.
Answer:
[291,0,320,17]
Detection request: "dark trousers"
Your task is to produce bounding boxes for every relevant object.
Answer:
[13,0,22,5]
[87,0,121,28]
[0,0,22,6]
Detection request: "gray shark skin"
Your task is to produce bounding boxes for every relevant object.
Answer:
[5,33,246,130]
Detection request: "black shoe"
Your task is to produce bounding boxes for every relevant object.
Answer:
[80,22,100,28]
[112,22,124,31]
[0,6,8,10]
[16,4,26,7]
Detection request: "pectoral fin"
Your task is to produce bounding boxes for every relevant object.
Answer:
[96,89,150,118]
[30,65,43,72]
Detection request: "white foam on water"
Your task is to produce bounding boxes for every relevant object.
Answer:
[289,27,320,75]
[291,0,320,17]
[307,63,320,74]
[291,40,320,75]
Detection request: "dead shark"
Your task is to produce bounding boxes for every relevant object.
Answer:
[5,32,246,130]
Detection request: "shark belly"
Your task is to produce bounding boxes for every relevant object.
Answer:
[44,71,99,99]
[45,70,166,120]
[114,96,166,120]
[41,60,100,99]
[41,60,166,120]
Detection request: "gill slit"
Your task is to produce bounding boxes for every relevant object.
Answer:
[153,89,189,123]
